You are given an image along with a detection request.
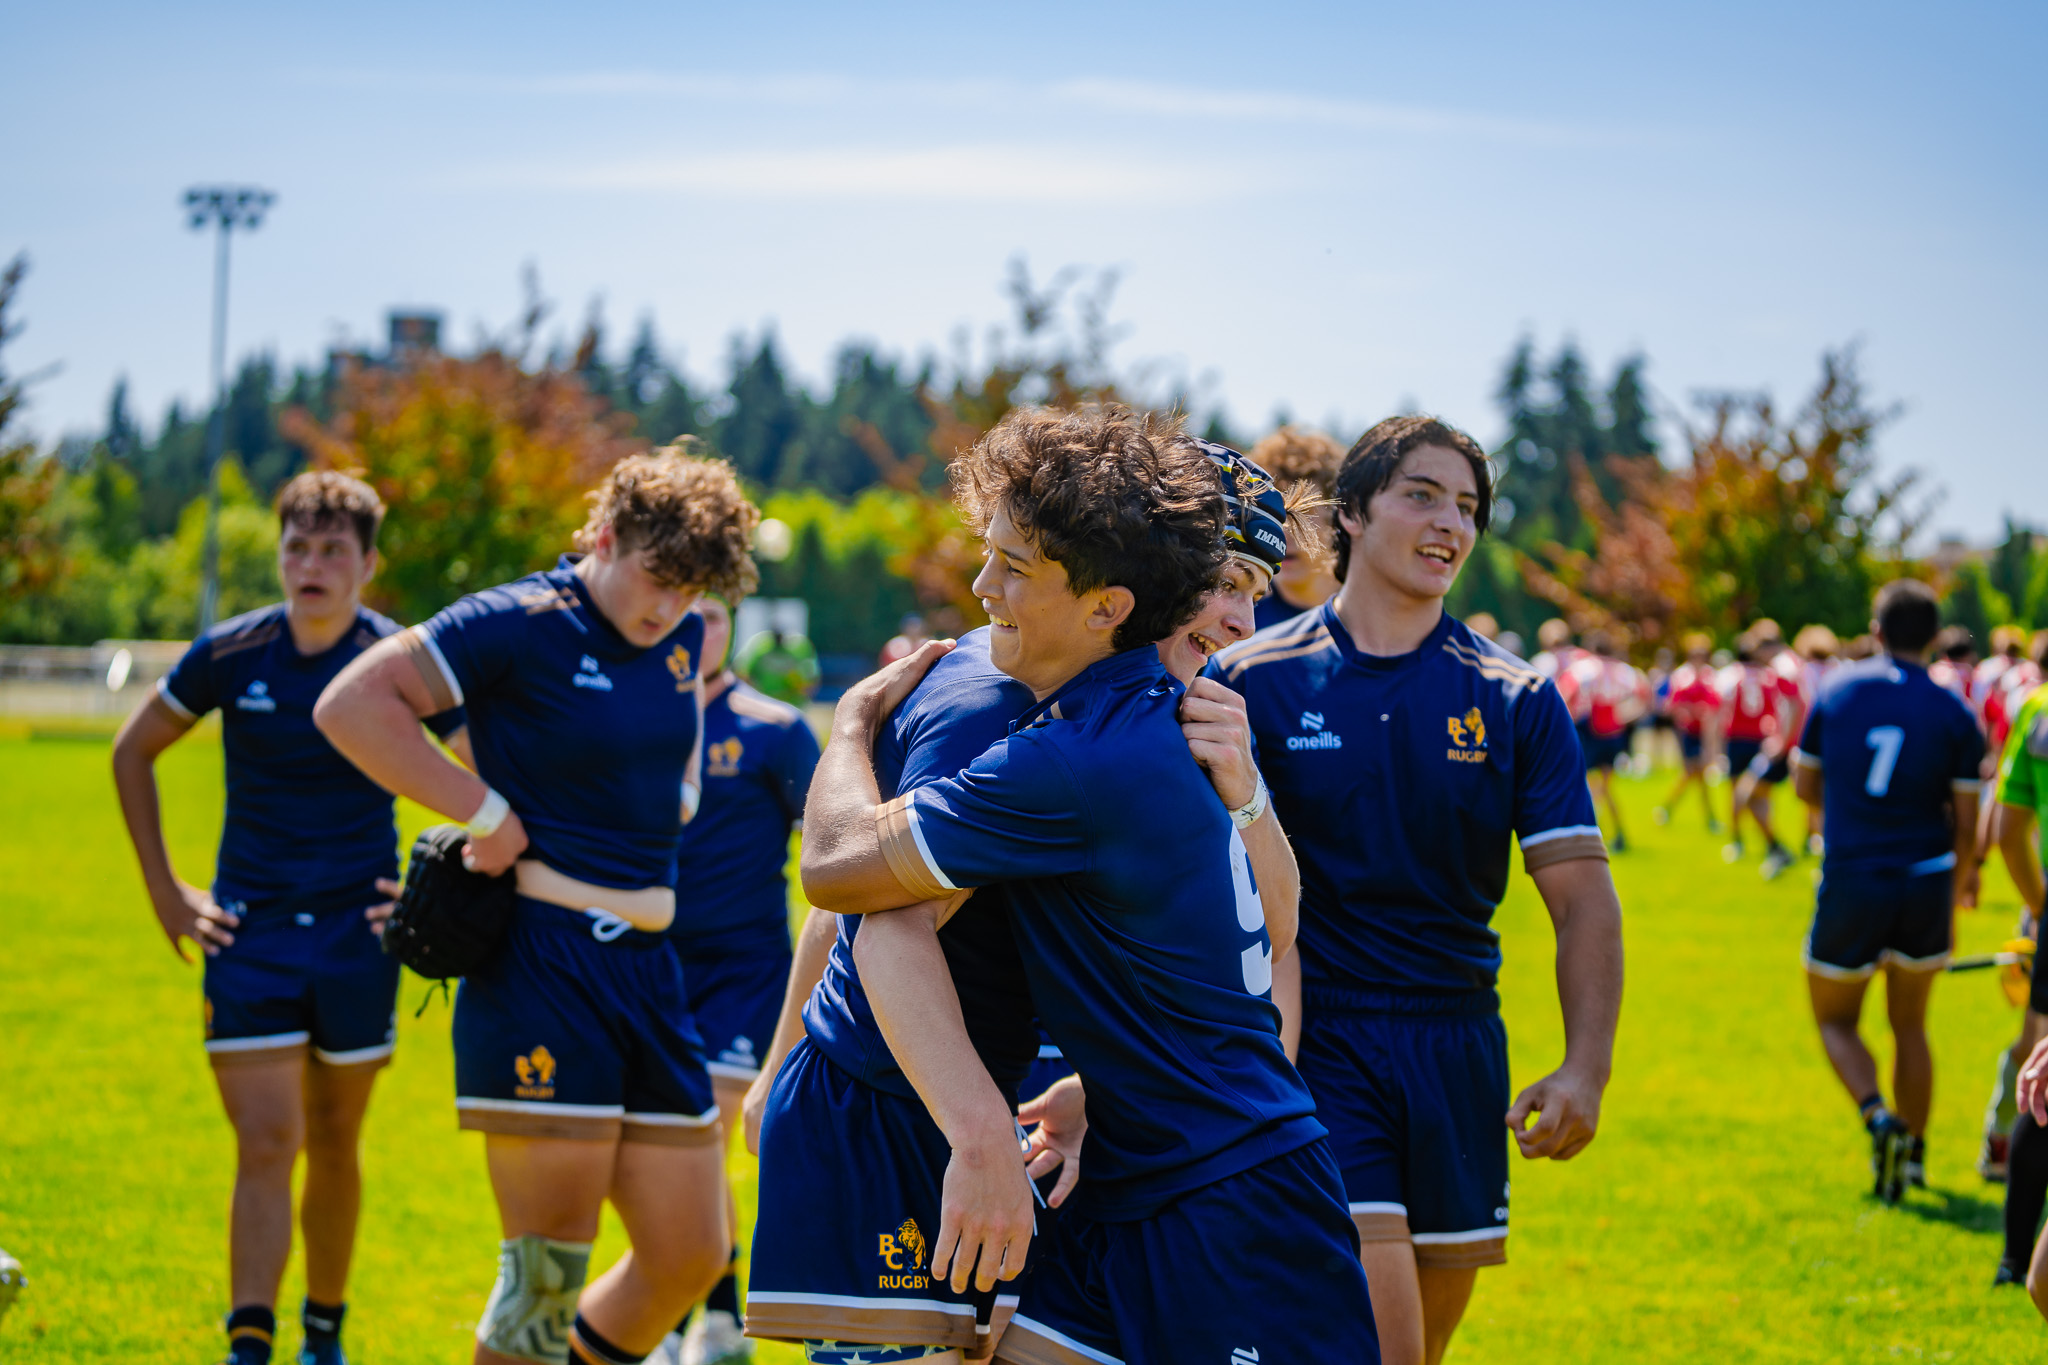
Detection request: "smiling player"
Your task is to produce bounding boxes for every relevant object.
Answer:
[316,449,758,1365]
[111,471,466,1365]
[1208,415,1624,1365]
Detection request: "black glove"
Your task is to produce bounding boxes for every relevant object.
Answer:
[382,824,514,979]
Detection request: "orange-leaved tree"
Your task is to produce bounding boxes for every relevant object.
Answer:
[0,255,67,613]
[280,343,643,625]
[1524,347,1925,650]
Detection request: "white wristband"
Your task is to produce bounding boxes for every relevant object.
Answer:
[681,780,702,822]
[466,787,511,839]
[1230,773,1268,830]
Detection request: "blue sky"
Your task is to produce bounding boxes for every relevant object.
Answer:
[6,1,2043,539]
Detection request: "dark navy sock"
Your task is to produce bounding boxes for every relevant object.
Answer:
[226,1305,276,1364]
[302,1298,345,1346]
[571,1312,647,1365]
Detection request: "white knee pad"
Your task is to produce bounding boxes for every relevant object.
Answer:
[478,1235,591,1365]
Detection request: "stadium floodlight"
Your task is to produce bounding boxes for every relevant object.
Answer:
[182,185,276,633]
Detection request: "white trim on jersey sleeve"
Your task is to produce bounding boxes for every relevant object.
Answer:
[155,675,198,721]
[904,793,960,892]
[417,627,465,708]
[1519,824,1604,849]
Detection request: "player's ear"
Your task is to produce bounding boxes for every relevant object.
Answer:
[1090,586,1136,638]
[1336,502,1366,536]
[362,546,378,580]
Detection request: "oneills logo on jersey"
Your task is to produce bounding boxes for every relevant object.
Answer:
[514,1045,557,1098]
[667,643,695,692]
[1287,709,1342,751]
[1447,706,1488,762]
[1231,1350,1261,1364]
[572,655,614,692]
[877,1217,930,1290]
[235,680,276,712]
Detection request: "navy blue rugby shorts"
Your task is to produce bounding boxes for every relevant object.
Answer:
[1295,994,1512,1268]
[991,1140,1378,1365]
[203,885,398,1068]
[747,1038,1025,1358]
[671,942,792,1084]
[1804,865,1953,979]
[1678,730,1704,762]
[453,897,718,1146]
[1725,737,1764,777]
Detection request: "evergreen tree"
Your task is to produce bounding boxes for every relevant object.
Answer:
[716,334,804,486]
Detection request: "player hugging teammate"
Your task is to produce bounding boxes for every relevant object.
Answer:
[315,449,760,1365]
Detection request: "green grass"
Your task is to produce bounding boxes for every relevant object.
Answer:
[0,733,2039,1360]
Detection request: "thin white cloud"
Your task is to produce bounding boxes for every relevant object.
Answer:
[467,145,1234,202]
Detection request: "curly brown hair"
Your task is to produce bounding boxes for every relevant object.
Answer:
[577,445,762,600]
[276,470,384,553]
[1250,426,1345,500]
[1330,415,1495,583]
[952,406,1228,651]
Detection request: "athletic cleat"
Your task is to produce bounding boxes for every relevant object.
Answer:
[1760,846,1795,881]
[1996,1259,2026,1288]
[1871,1112,1910,1204]
[0,1248,23,1328]
[1706,816,1723,835]
[1981,1131,2010,1183]
[1722,841,1745,864]
[297,1339,347,1365]
[675,1309,752,1365]
[1610,832,1628,853]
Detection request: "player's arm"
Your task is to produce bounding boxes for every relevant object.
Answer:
[1791,699,1825,808]
[1273,943,1302,1062]
[2002,805,2045,918]
[681,674,705,825]
[314,634,528,874]
[1950,783,1981,909]
[1180,675,1298,958]
[739,904,838,1153]
[110,691,240,961]
[799,640,953,912]
[853,898,1036,1294]
[1506,855,1624,1161]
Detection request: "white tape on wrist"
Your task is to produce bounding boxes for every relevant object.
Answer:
[681,780,702,822]
[1230,773,1269,830]
[466,787,511,839]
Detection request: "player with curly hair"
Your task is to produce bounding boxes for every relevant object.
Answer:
[316,448,759,1365]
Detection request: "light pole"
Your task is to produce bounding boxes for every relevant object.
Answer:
[182,185,274,633]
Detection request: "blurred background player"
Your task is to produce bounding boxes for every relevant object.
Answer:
[737,626,821,707]
[1792,626,1843,855]
[656,593,820,1365]
[1928,625,1980,704]
[879,613,933,668]
[316,449,758,1365]
[1995,662,2048,1289]
[1248,425,1344,630]
[1718,628,1803,875]
[1656,633,1724,833]
[1556,629,1652,852]
[1211,416,1623,1365]
[111,471,466,1365]
[1530,617,1584,681]
[1791,579,1982,1205]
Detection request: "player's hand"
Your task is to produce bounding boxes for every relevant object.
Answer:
[1956,860,1981,912]
[1178,676,1259,811]
[932,1121,1035,1294]
[1018,1074,1088,1208]
[1506,1063,1605,1160]
[150,879,238,962]
[364,877,402,937]
[2019,1034,2048,1125]
[462,808,528,876]
[838,639,955,740]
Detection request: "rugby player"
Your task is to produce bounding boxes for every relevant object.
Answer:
[654,593,821,1365]
[1556,629,1652,852]
[314,449,758,1365]
[784,407,1378,1365]
[1718,630,1803,874]
[111,471,465,1365]
[1654,633,1724,832]
[1207,415,1625,1365]
[1248,425,1344,630]
[1996,663,2048,1291]
[1790,579,1982,1205]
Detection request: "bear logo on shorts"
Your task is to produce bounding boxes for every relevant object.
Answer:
[878,1218,930,1289]
[514,1045,557,1098]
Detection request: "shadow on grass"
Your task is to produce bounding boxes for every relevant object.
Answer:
[1895,1186,2005,1235]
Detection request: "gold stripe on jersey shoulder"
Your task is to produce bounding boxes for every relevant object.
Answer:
[210,617,284,660]
[1223,628,1337,680]
[518,586,578,616]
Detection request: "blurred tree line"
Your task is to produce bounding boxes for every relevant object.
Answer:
[3,249,2043,658]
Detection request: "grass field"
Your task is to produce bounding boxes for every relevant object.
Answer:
[1,727,2041,1361]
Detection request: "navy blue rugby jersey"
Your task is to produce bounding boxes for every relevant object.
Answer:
[667,680,820,955]
[879,645,1324,1221]
[417,556,704,889]
[1206,604,1603,1005]
[159,603,463,905]
[803,629,1042,1102]
[1794,655,1984,877]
